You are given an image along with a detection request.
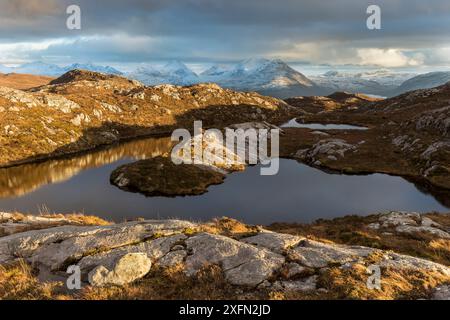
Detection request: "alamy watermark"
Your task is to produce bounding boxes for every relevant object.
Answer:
[66,5,82,30]
[367,5,381,30]
[171,121,280,175]
[66,265,81,290]
[367,264,381,290]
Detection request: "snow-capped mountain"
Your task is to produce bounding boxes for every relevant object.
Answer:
[63,63,122,75]
[201,58,328,98]
[200,64,231,77]
[0,62,123,77]
[11,62,66,77]
[127,61,199,86]
[392,72,450,96]
[311,70,416,97]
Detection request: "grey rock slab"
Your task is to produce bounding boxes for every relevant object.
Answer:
[379,252,450,276]
[289,239,375,268]
[379,211,420,227]
[185,233,284,286]
[29,220,193,270]
[1,225,106,259]
[241,231,304,254]
[395,225,450,239]
[285,262,307,278]
[158,250,187,268]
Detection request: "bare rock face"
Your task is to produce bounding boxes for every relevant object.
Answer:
[241,231,304,254]
[185,233,285,286]
[0,219,195,268]
[289,239,375,268]
[88,253,152,287]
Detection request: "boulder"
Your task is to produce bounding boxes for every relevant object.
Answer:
[88,253,151,287]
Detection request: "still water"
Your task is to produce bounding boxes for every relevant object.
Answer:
[281,119,368,130]
[0,136,447,224]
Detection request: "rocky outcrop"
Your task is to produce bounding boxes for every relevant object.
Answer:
[367,211,450,239]
[295,138,357,165]
[1,214,449,298]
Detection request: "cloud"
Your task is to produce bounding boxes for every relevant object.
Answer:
[357,49,424,67]
[0,0,449,66]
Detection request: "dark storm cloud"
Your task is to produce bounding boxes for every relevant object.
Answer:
[1,0,450,65]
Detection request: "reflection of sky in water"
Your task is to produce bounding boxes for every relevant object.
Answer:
[0,158,447,225]
[281,119,368,130]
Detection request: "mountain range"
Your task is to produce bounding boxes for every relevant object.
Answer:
[0,62,122,77]
[1,59,450,98]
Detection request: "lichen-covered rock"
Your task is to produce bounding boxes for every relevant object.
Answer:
[88,253,151,287]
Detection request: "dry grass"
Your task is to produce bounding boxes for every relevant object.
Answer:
[41,213,111,226]
[0,260,67,300]
[318,264,449,300]
[0,73,53,90]
[200,217,260,239]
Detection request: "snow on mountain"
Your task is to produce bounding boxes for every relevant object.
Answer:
[63,63,123,75]
[12,62,66,77]
[200,64,231,77]
[0,62,123,77]
[311,70,416,97]
[392,72,450,96]
[200,58,327,98]
[127,61,199,86]
[203,58,316,89]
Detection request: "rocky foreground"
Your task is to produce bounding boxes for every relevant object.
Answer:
[0,211,449,300]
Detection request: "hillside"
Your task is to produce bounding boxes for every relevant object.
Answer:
[0,73,54,90]
[281,82,450,191]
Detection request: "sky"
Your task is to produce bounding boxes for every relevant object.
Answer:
[1,0,450,71]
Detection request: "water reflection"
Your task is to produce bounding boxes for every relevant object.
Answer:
[0,137,173,198]
[0,146,447,224]
[281,119,368,130]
